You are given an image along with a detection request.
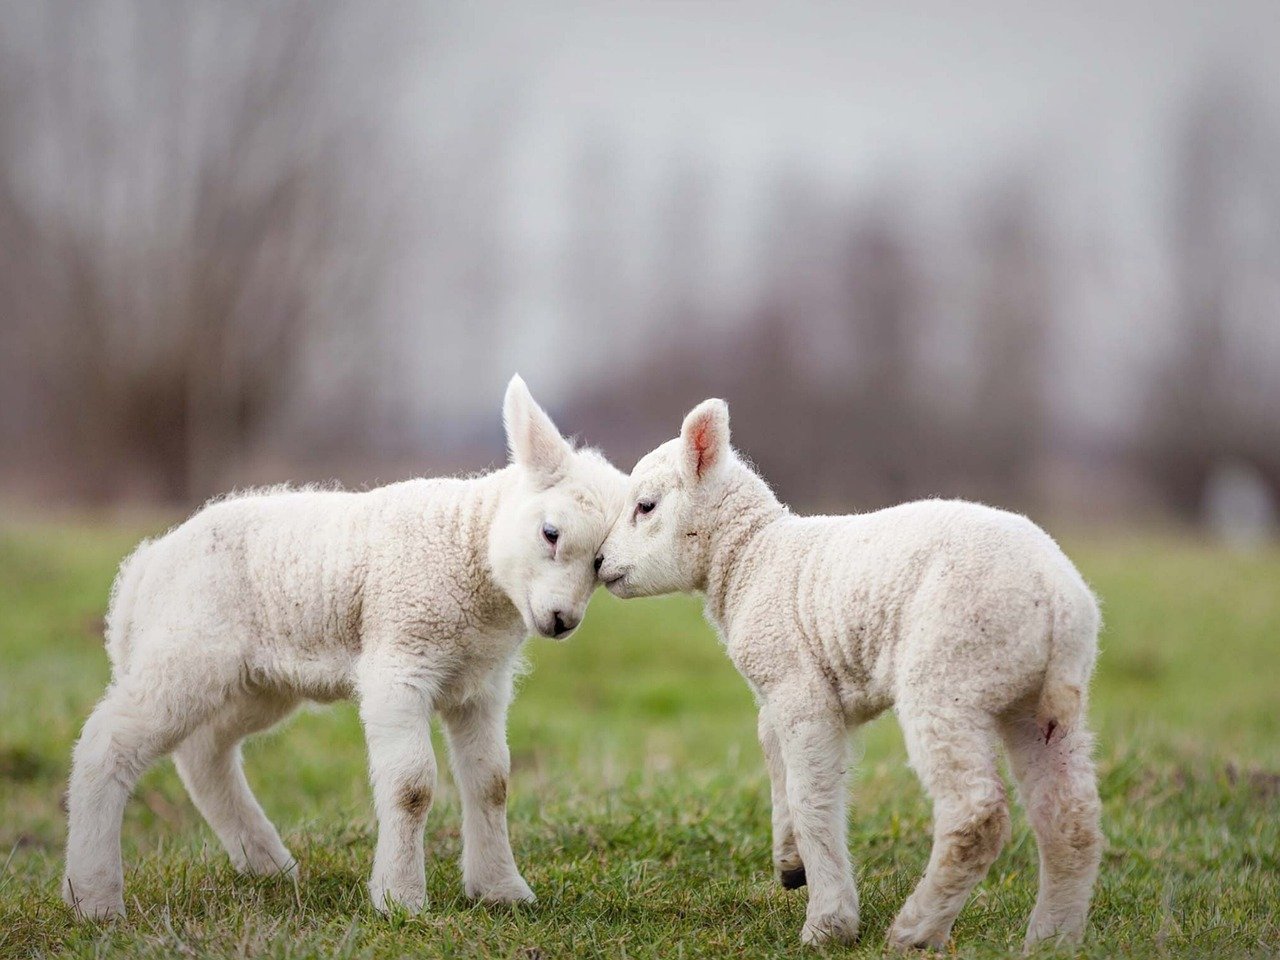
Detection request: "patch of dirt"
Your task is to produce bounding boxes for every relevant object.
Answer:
[1125,762,1280,803]
[0,746,57,782]
[81,614,107,640]
[1225,763,1280,801]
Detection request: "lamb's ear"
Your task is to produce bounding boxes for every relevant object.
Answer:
[504,374,572,481]
[679,398,730,482]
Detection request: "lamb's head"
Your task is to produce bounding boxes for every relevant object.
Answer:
[488,375,628,639]
[598,398,733,599]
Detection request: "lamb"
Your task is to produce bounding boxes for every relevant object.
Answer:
[597,399,1103,951]
[63,375,627,920]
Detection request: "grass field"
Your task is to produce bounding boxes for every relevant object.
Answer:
[1,521,1277,958]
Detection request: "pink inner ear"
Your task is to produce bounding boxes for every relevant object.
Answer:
[692,420,714,478]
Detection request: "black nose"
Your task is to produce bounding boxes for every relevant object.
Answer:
[594,554,604,573]
[551,611,580,637]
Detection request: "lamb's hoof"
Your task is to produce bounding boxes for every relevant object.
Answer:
[369,881,426,915]
[801,908,860,946]
[886,916,950,951]
[62,877,125,921]
[233,842,297,877]
[467,875,536,905]
[1023,914,1084,952]
[779,865,807,890]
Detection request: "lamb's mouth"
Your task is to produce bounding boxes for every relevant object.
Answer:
[532,608,580,639]
[602,573,630,597]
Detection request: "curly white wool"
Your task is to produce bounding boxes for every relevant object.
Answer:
[63,375,627,920]
[599,399,1103,950]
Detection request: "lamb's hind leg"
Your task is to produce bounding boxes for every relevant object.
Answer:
[1000,710,1102,950]
[173,693,298,876]
[64,679,215,919]
[757,711,805,889]
[888,703,1010,950]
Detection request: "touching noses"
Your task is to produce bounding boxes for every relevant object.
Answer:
[595,551,615,581]
[595,551,627,584]
[596,554,625,586]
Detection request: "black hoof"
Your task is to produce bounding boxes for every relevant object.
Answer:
[780,866,807,890]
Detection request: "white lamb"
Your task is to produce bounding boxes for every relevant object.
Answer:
[597,399,1103,950]
[63,376,627,920]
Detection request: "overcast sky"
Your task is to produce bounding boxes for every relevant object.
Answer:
[482,1,1279,241]
[383,1,1278,436]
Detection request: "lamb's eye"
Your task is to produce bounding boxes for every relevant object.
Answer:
[636,499,656,516]
[542,523,559,546]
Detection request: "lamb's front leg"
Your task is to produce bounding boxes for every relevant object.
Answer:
[358,666,438,913]
[440,675,534,904]
[758,711,805,889]
[765,693,860,946]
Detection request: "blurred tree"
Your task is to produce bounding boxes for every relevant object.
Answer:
[657,152,714,338]
[967,176,1050,505]
[562,132,631,375]
[0,1,412,503]
[1144,80,1280,519]
[837,197,921,506]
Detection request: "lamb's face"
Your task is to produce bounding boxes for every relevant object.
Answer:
[490,376,627,639]
[491,456,625,638]
[599,399,730,599]
[597,441,701,598]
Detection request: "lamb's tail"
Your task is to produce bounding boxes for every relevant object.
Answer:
[103,538,155,671]
[1035,583,1100,745]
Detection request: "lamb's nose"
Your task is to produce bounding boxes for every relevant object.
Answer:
[593,554,604,574]
[552,611,576,637]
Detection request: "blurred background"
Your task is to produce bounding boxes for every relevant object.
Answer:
[3,7,1279,953]
[1,0,1278,537]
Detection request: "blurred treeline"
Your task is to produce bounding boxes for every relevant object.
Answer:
[0,2,1277,531]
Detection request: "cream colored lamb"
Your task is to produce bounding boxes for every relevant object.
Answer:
[598,399,1103,951]
[63,376,627,920]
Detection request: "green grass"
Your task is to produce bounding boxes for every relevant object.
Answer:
[1,521,1277,958]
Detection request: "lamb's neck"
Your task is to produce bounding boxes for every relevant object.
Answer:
[700,466,787,628]
[464,465,523,625]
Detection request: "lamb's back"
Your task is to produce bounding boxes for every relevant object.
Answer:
[791,498,1080,607]
[108,483,432,669]
[729,499,1089,716]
